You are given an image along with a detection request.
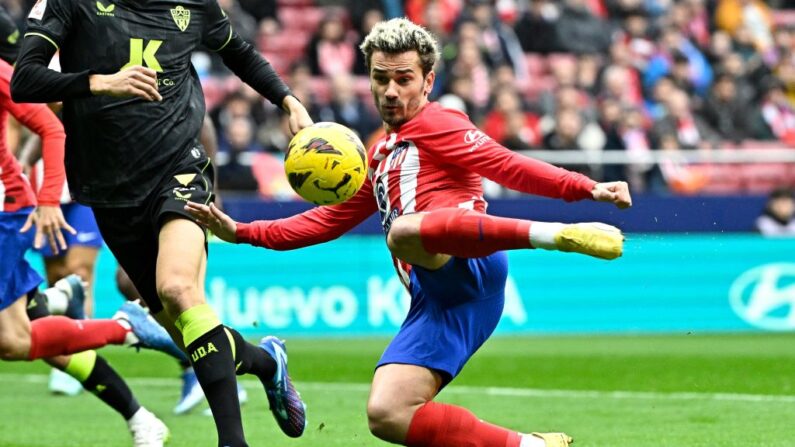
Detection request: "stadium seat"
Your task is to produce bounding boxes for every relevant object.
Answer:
[702,164,745,194]
[743,163,790,194]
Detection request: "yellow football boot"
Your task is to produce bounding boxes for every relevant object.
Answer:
[554,222,624,260]
[530,432,574,446]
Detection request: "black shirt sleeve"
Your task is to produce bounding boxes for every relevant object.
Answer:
[10,0,92,103]
[203,0,291,108]
[11,36,92,103]
[216,34,291,108]
[0,6,20,64]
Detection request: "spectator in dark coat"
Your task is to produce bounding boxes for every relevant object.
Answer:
[556,0,612,54]
[701,73,752,142]
[514,0,560,54]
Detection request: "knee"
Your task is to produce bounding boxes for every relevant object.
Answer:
[68,264,94,285]
[367,399,412,442]
[0,330,29,361]
[156,278,199,306]
[386,216,420,255]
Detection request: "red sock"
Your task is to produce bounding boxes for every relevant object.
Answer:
[28,317,130,360]
[420,208,532,258]
[405,402,522,447]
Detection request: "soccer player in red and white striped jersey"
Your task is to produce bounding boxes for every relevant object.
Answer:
[187,18,632,447]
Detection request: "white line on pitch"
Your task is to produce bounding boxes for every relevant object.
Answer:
[2,373,794,404]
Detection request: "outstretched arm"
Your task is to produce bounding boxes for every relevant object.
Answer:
[185,178,378,250]
[1,67,75,252]
[204,0,311,135]
[421,112,631,208]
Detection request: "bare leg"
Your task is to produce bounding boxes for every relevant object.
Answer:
[367,364,442,443]
[0,296,32,360]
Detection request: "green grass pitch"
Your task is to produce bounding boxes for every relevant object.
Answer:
[1,333,794,446]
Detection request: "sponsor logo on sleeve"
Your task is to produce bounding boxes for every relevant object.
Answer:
[463,129,490,152]
[29,0,47,20]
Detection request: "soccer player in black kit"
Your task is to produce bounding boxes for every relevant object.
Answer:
[11,1,313,445]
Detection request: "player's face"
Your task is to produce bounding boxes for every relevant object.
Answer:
[369,50,435,130]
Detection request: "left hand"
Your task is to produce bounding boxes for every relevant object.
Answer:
[592,181,632,209]
[184,202,238,243]
[282,95,313,137]
[20,205,76,255]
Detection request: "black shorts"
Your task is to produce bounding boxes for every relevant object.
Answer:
[92,147,214,314]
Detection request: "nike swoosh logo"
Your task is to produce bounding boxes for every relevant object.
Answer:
[76,232,99,243]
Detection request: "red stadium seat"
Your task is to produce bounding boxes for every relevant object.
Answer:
[702,164,745,194]
[742,163,790,194]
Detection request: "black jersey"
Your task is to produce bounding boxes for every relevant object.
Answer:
[24,0,234,206]
[0,6,20,64]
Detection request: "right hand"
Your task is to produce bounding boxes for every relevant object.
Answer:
[184,202,237,242]
[20,205,76,255]
[89,66,162,102]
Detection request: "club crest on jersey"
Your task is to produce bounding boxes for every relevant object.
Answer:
[389,142,410,169]
[171,6,190,32]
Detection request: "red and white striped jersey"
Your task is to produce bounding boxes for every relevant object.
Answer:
[237,102,597,287]
[0,59,66,212]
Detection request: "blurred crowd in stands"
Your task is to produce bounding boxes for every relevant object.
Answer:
[4,0,795,198]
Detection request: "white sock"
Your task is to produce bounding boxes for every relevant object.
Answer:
[529,222,566,250]
[43,288,69,315]
[127,407,151,424]
[519,433,546,447]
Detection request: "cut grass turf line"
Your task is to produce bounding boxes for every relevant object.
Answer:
[4,373,795,403]
[1,334,794,446]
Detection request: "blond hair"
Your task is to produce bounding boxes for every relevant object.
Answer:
[359,18,440,76]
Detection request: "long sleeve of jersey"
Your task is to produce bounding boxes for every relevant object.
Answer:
[215,35,291,108]
[236,178,378,250]
[11,37,92,103]
[0,67,65,205]
[418,110,597,202]
[11,0,93,103]
[203,0,291,108]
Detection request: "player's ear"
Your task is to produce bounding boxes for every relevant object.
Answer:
[424,70,435,97]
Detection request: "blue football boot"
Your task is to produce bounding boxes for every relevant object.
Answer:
[113,301,187,361]
[259,336,306,438]
[54,274,86,319]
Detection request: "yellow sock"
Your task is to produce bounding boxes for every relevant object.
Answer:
[64,350,97,383]
[175,304,221,347]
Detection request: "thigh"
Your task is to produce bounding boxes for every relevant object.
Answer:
[93,206,162,313]
[378,252,509,383]
[0,292,32,358]
[368,364,441,434]
[151,150,213,317]
[155,216,208,317]
[370,363,441,408]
